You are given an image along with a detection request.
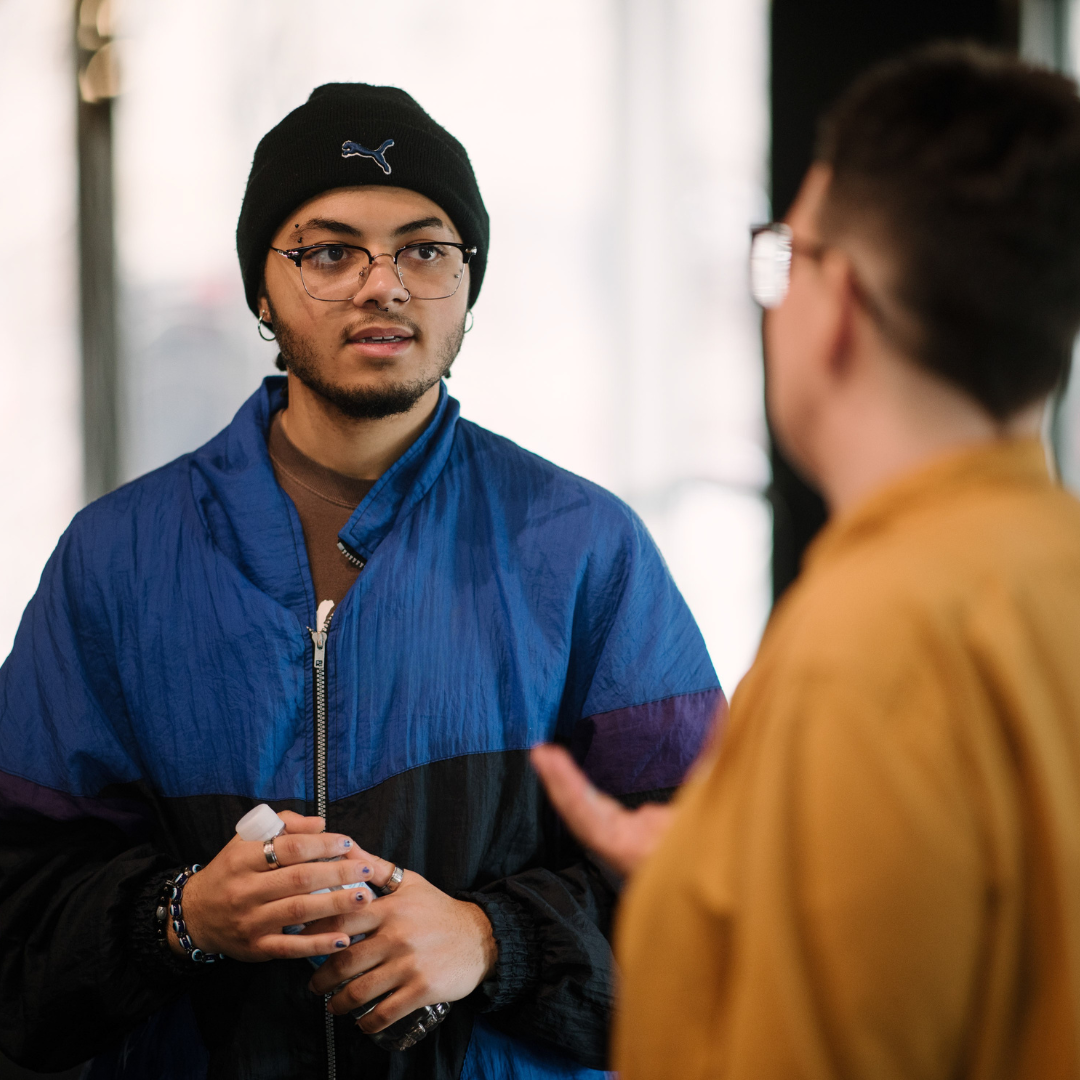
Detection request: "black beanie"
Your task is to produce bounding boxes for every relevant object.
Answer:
[236,83,489,314]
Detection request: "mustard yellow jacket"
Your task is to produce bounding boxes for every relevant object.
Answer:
[617,439,1080,1080]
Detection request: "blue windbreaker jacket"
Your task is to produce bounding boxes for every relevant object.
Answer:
[0,377,722,1079]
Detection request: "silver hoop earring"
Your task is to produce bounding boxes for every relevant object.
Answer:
[464,310,475,334]
[257,319,276,342]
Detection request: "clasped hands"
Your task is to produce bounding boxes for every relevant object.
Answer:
[174,812,496,1033]
[173,748,672,1035]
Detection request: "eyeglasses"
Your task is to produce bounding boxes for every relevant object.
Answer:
[271,240,477,302]
[749,222,907,352]
[750,223,831,309]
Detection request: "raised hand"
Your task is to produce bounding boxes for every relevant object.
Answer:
[174,810,375,962]
[529,744,674,878]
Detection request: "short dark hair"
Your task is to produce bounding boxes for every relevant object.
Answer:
[817,43,1080,419]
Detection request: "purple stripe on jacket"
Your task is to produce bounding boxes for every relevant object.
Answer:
[0,769,152,838]
[572,687,727,796]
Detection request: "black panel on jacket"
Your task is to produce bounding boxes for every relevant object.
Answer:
[2,751,669,1077]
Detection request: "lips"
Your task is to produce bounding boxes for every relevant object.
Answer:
[347,325,415,345]
[345,323,416,358]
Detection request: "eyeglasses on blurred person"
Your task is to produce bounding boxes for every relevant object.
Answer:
[0,84,722,1077]
[535,41,1080,1080]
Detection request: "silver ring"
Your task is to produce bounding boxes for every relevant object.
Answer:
[382,864,404,893]
[263,837,280,868]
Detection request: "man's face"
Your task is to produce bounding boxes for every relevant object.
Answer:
[261,186,470,419]
[762,164,843,482]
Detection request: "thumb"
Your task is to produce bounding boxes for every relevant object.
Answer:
[530,744,627,856]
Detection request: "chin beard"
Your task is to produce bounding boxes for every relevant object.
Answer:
[269,306,465,420]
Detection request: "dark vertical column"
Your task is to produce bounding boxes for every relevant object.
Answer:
[1021,0,1074,471]
[75,0,120,502]
[768,0,1019,601]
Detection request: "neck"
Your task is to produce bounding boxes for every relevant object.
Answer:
[279,374,442,480]
[813,356,1046,515]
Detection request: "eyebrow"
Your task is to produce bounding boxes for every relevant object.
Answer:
[392,216,449,238]
[291,215,452,242]
[292,217,363,239]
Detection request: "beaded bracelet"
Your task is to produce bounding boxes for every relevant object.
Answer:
[155,865,225,964]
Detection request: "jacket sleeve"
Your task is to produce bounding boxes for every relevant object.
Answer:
[0,523,193,1070]
[460,505,726,1069]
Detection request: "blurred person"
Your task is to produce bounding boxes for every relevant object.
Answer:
[0,85,723,1078]
[533,44,1080,1080]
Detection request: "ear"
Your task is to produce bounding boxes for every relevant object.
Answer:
[818,249,860,382]
[257,279,272,324]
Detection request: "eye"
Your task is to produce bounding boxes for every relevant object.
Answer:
[304,245,356,270]
[401,243,448,264]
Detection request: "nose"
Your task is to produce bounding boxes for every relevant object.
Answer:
[352,252,410,309]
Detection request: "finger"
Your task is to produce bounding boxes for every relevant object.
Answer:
[256,875,379,930]
[253,930,357,962]
[530,744,629,856]
[352,975,427,1032]
[277,811,326,833]
[308,932,388,994]
[323,960,404,1020]
[250,859,375,913]
[300,887,375,938]
[245,830,357,873]
[337,846,400,891]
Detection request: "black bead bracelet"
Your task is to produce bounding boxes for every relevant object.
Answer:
[155,865,224,964]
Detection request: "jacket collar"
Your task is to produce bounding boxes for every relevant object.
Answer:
[189,376,459,621]
[803,436,1053,575]
[338,380,458,561]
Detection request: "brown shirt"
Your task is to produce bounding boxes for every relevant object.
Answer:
[268,411,374,606]
[615,439,1080,1080]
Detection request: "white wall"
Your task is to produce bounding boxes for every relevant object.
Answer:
[0,2,82,660]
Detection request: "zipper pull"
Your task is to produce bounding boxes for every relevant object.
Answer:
[308,600,335,663]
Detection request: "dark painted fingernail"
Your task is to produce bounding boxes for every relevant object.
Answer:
[356,889,368,901]
[362,866,371,875]
[336,939,348,948]
[342,838,352,849]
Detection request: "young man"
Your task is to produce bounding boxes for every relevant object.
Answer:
[0,85,722,1078]
[534,45,1080,1079]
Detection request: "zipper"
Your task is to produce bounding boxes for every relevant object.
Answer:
[337,540,367,571]
[310,598,335,821]
[308,598,337,1080]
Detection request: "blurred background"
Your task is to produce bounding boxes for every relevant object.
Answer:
[1,0,1079,759]
[1,1,1080,1076]
[0,0,772,702]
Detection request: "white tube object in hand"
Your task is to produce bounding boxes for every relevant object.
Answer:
[235,802,286,842]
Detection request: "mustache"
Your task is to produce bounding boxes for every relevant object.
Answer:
[340,313,421,343]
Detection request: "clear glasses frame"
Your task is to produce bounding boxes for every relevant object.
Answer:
[271,240,478,302]
[749,222,829,310]
[749,221,905,351]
